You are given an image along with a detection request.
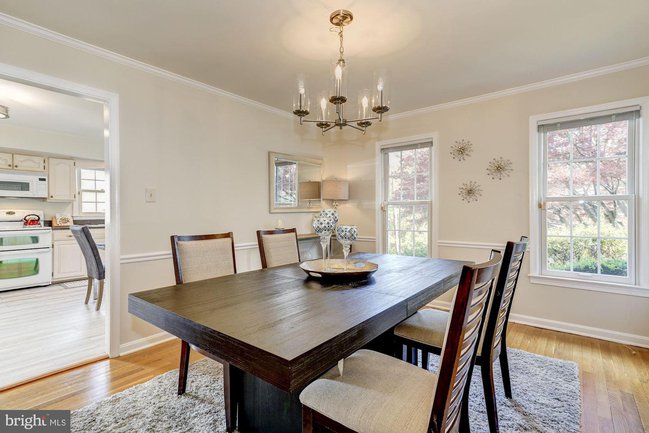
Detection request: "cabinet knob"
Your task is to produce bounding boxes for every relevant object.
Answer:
[50,195,54,198]
[14,165,18,168]
[7,164,10,167]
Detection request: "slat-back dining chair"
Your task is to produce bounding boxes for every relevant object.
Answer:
[393,237,528,433]
[299,253,502,433]
[256,228,300,269]
[70,225,105,311]
[170,232,238,433]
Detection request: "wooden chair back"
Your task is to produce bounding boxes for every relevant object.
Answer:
[256,228,301,269]
[430,253,502,433]
[170,232,237,284]
[480,237,528,362]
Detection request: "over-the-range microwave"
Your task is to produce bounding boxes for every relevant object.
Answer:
[0,172,48,198]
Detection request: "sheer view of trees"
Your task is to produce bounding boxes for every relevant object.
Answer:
[545,120,629,276]
[386,147,431,257]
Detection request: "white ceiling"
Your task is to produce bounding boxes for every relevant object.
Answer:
[0,78,104,139]
[1,0,648,114]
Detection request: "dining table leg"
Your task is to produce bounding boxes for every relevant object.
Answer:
[236,371,303,433]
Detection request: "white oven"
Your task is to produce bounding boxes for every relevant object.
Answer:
[0,172,48,198]
[0,211,52,292]
[0,246,53,291]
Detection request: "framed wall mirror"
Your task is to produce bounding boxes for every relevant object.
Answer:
[269,152,322,213]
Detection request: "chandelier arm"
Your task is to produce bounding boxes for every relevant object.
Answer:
[346,123,366,132]
[346,116,380,123]
[322,124,337,133]
[301,118,334,124]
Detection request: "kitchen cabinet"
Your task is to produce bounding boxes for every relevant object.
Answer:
[0,152,12,169]
[13,154,47,172]
[48,158,76,201]
[52,227,105,282]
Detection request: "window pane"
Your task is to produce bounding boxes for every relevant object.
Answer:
[81,180,96,190]
[571,125,597,159]
[599,121,628,157]
[547,130,570,161]
[388,176,401,201]
[547,163,570,196]
[95,170,105,180]
[95,180,106,191]
[398,206,413,231]
[572,238,597,274]
[413,205,429,232]
[546,202,570,236]
[571,161,596,195]
[572,202,598,237]
[96,202,106,213]
[82,202,96,213]
[414,232,428,257]
[599,158,627,195]
[398,231,414,256]
[415,173,430,200]
[80,169,96,180]
[387,231,398,254]
[389,152,401,176]
[96,192,106,203]
[82,192,96,202]
[600,200,628,238]
[600,239,628,276]
[387,206,398,230]
[400,174,415,201]
[547,237,570,271]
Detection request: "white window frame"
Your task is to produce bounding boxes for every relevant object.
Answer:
[529,97,649,297]
[73,160,106,217]
[375,133,439,257]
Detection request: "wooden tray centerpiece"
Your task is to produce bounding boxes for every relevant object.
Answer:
[299,259,378,281]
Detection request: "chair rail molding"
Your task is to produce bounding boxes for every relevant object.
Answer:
[426,300,649,349]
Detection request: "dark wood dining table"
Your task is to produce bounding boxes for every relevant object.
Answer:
[128,253,466,433]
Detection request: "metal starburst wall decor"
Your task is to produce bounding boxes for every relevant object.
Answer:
[450,139,473,161]
[486,157,513,180]
[458,181,482,203]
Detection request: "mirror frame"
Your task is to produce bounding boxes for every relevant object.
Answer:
[268,151,323,213]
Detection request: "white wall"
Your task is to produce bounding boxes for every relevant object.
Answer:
[0,23,323,348]
[323,64,649,345]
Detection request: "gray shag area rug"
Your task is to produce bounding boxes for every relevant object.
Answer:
[72,349,580,433]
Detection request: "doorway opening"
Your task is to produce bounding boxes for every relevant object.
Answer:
[0,64,119,390]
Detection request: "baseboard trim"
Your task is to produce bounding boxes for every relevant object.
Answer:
[426,300,649,349]
[119,332,174,356]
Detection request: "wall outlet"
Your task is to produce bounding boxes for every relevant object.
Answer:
[145,188,157,203]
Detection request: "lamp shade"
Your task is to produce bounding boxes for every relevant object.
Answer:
[299,181,321,200]
[322,179,349,201]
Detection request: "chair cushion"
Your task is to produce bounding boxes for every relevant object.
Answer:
[394,308,449,348]
[300,349,437,433]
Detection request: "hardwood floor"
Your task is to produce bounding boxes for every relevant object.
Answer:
[0,281,106,390]
[0,324,647,432]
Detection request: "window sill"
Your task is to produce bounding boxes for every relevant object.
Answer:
[529,274,649,298]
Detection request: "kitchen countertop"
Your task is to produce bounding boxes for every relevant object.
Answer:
[50,224,105,230]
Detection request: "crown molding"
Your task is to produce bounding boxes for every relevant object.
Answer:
[0,13,293,119]
[389,56,649,120]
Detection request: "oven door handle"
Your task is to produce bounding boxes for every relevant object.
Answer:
[0,247,51,257]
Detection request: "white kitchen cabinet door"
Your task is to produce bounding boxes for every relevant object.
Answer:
[0,152,12,170]
[52,241,87,281]
[48,158,76,201]
[13,154,47,172]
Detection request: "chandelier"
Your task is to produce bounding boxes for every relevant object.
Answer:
[292,10,390,135]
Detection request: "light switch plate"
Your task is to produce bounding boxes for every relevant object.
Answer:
[145,188,156,203]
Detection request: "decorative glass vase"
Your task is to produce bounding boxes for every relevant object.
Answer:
[313,216,335,270]
[336,225,358,270]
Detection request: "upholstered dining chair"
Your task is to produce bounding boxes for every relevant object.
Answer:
[256,228,301,268]
[70,225,105,311]
[393,237,528,433]
[170,232,238,433]
[299,253,502,433]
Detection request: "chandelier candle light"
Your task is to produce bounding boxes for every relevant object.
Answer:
[292,10,390,135]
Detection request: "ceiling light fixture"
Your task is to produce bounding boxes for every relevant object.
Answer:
[292,10,390,135]
[0,105,8,119]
